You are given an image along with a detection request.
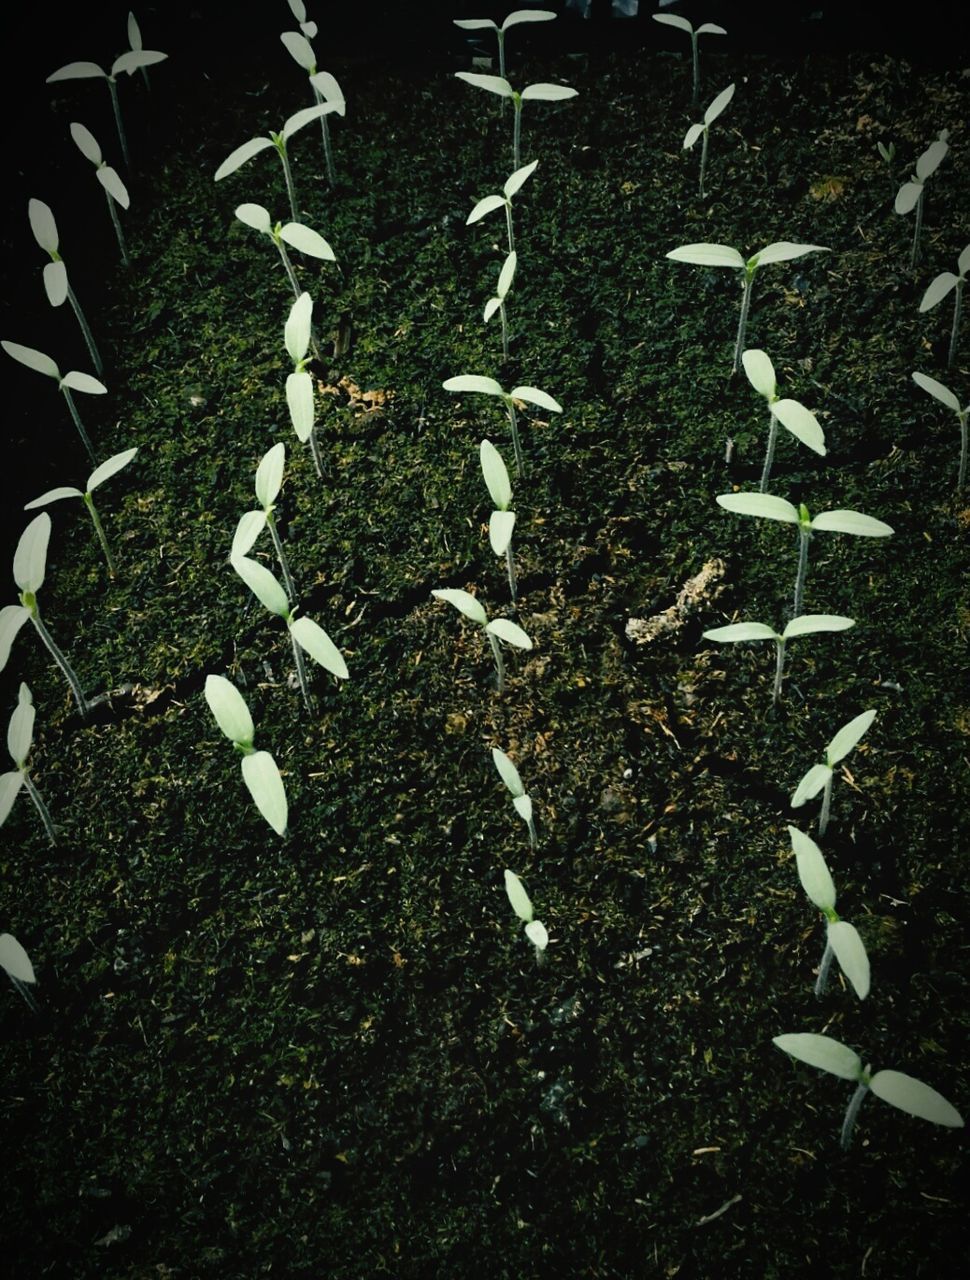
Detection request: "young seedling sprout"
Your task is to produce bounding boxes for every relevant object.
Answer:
[714,492,893,618]
[792,709,876,837]
[454,10,556,83]
[230,554,348,715]
[47,47,168,170]
[701,613,856,707]
[503,869,548,962]
[684,83,734,198]
[204,674,288,836]
[492,747,536,848]
[666,242,829,375]
[1,339,105,463]
[127,12,155,91]
[0,684,57,846]
[0,933,39,1012]
[895,131,949,269]
[279,30,346,186]
[920,244,969,369]
[485,251,516,361]
[284,292,325,469]
[789,825,870,1000]
[69,122,130,266]
[27,199,103,375]
[443,374,562,479]
[876,139,896,198]
[454,72,577,171]
[232,443,297,603]
[773,1033,963,1151]
[215,104,336,223]
[652,11,726,107]
[467,160,537,256]
[0,514,89,716]
[24,448,137,577]
[740,349,826,491]
[431,588,532,693]
[480,439,517,603]
[235,204,334,331]
[911,372,968,492]
[286,0,318,39]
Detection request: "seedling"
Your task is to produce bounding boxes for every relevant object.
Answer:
[284,292,325,471]
[911,371,968,491]
[740,349,826,491]
[235,204,334,340]
[0,933,39,1012]
[454,72,577,170]
[773,1032,963,1150]
[920,244,969,369]
[684,83,734,197]
[875,139,896,198]
[28,199,103,375]
[666,242,829,374]
[280,31,346,186]
[0,514,88,716]
[492,747,536,847]
[431,588,532,693]
[231,554,348,715]
[47,47,167,169]
[714,492,893,618]
[480,439,517,603]
[127,12,156,90]
[503,869,549,960]
[69,122,130,266]
[1,339,105,463]
[466,160,537,255]
[0,684,57,846]
[789,825,869,1000]
[895,131,949,269]
[286,0,318,39]
[215,104,336,222]
[652,11,726,107]
[792,709,876,837]
[485,251,516,361]
[443,374,562,478]
[24,448,138,577]
[702,614,855,706]
[204,674,288,836]
[454,10,556,82]
[232,443,297,603]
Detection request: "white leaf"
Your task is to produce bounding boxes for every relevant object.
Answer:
[285,292,313,363]
[753,242,829,266]
[869,1070,964,1127]
[525,919,548,950]
[773,1032,862,1081]
[826,709,876,766]
[204,674,254,746]
[484,617,532,649]
[483,296,501,324]
[704,83,735,126]
[443,374,505,397]
[69,121,102,165]
[480,439,512,510]
[697,23,727,36]
[235,202,273,234]
[127,11,143,50]
[454,18,497,30]
[2,340,59,379]
[97,166,130,209]
[281,31,316,71]
[286,371,314,442]
[241,750,288,836]
[0,933,36,984]
[811,509,894,537]
[43,262,68,307]
[504,869,533,922]
[431,588,488,625]
[919,272,957,312]
[915,138,947,181]
[666,242,745,269]
[504,159,538,199]
[287,0,308,23]
[652,13,692,33]
[715,492,799,523]
[14,513,51,594]
[497,250,517,298]
[489,510,515,556]
[28,199,58,252]
[894,181,922,215]
[289,616,349,679]
[0,771,25,826]
[232,555,291,618]
[827,920,870,1000]
[513,794,533,824]
[702,622,777,642]
[741,348,776,399]
[48,61,105,82]
[912,371,960,412]
[231,511,266,560]
[782,614,855,639]
[771,399,826,455]
[215,136,274,181]
[24,487,83,509]
[309,71,346,115]
[0,606,31,674]
[455,71,514,98]
[789,824,836,912]
[60,370,107,394]
[255,442,286,510]
[959,244,970,278]
[492,746,525,796]
[466,194,506,226]
[283,103,333,140]
[791,762,832,808]
[683,123,704,150]
[112,49,167,76]
[7,683,35,767]
[502,10,556,31]
[88,447,137,492]
[280,222,336,260]
[520,83,578,102]
[511,385,561,413]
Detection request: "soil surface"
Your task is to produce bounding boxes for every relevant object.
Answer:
[1,5,968,1277]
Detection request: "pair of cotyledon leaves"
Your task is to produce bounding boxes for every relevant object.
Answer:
[684,82,735,150]
[919,244,970,314]
[504,869,548,952]
[455,71,578,106]
[740,348,827,456]
[667,240,828,274]
[204,675,288,837]
[467,160,538,228]
[480,439,515,557]
[0,684,39,829]
[791,708,876,811]
[454,10,556,36]
[1,339,106,399]
[431,588,532,653]
[789,825,870,1001]
[215,103,342,183]
[492,746,533,830]
[484,252,517,324]
[235,204,335,263]
[894,133,949,215]
[715,491,894,539]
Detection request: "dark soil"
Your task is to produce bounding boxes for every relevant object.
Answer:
[1,4,968,1277]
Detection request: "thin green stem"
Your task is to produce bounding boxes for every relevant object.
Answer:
[699,126,709,197]
[504,203,515,255]
[311,85,336,186]
[948,278,963,369]
[267,512,297,603]
[309,427,326,479]
[772,636,787,706]
[279,145,299,222]
[526,814,537,850]
[958,409,968,493]
[107,77,130,169]
[513,98,522,171]
[28,610,87,716]
[486,629,505,694]
[505,543,518,605]
[793,525,811,619]
[840,1081,870,1151]
[23,771,57,846]
[690,33,700,108]
[499,299,509,362]
[498,30,506,83]
[760,410,779,492]
[290,628,314,715]
[105,189,129,267]
[910,189,923,270]
[818,773,833,838]
[66,283,103,376]
[506,401,524,479]
[732,272,755,375]
[9,975,39,1013]
[84,495,116,576]
[60,387,96,464]
[814,937,834,997]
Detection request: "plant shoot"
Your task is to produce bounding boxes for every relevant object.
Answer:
[503,868,549,960]
[702,613,856,706]
[652,11,726,106]
[0,684,57,846]
[919,244,969,369]
[911,371,969,492]
[484,251,517,361]
[683,83,734,197]
[443,374,562,478]
[454,72,577,170]
[492,747,536,847]
[895,132,949,269]
[480,439,517,603]
[740,349,826,490]
[215,104,336,222]
[27,199,103,375]
[69,122,131,265]
[431,588,532,693]
[1,339,105,463]
[454,10,556,82]
[47,47,168,169]
[792,709,876,837]
[204,675,288,836]
[466,160,538,255]
[789,825,870,1000]
[24,448,138,577]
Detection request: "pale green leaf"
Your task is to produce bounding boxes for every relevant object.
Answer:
[204,674,254,747]
[24,487,83,509]
[492,746,525,797]
[869,1070,964,1127]
[520,83,578,102]
[504,159,538,199]
[771,399,826,454]
[69,121,102,165]
[511,385,562,413]
[280,222,336,260]
[480,439,512,510]
[811,509,894,537]
[281,30,316,71]
[666,242,745,269]
[48,61,105,82]
[652,13,692,33]
[231,511,266,560]
[791,762,832,808]
[0,607,31,674]
[289,616,349,680]
[753,242,829,266]
[704,83,735,126]
[741,348,776,400]
[894,181,922,215]
[789,824,836,912]
[502,10,556,31]
[716,492,799,523]
[912,371,960,412]
[283,103,333,140]
[0,771,25,826]
[467,194,506,225]
[43,261,68,307]
[241,750,288,836]
[14,513,51,594]
[455,71,514,98]
[959,244,970,277]
[112,49,167,76]
[285,292,313,363]
[483,296,501,324]
[235,202,273,234]
[525,919,548,950]
[255,442,285,510]
[232,555,290,618]
[504,869,534,922]
[697,22,727,35]
[0,933,36,984]
[683,123,703,150]
[782,614,855,639]
[919,272,957,312]
[127,11,143,50]
[7,683,35,767]
[88,447,137,492]
[702,622,777,642]
[513,794,533,824]
[497,251,517,298]
[215,136,274,181]
[2,341,59,379]
[826,709,877,766]
[60,370,107,395]
[28,199,58,253]
[431,588,488,625]
[308,71,346,115]
[286,371,314,442]
[773,1032,862,1081]
[453,18,496,30]
[485,617,533,649]
[915,138,947,181]
[827,921,870,1000]
[489,510,515,556]
[443,374,504,397]
[97,166,130,209]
